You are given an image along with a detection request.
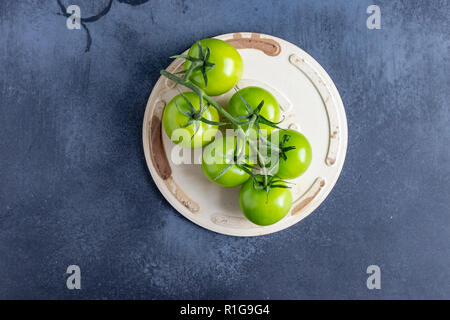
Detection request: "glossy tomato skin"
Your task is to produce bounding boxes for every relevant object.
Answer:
[163,92,219,148]
[228,86,280,136]
[202,136,250,187]
[270,129,312,179]
[239,176,292,226]
[185,38,243,96]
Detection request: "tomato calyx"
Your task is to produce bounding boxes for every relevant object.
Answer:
[278,134,297,161]
[171,41,216,86]
[234,90,285,132]
[174,91,228,140]
[251,174,292,203]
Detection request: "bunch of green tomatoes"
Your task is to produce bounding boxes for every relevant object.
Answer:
[160,38,312,226]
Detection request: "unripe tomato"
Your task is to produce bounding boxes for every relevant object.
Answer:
[270,129,312,179]
[239,176,292,226]
[162,92,219,148]
[185,39,243,96]
[202,136,250,187]
[228,86,280,136]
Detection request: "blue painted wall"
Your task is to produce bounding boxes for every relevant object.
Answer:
[0,0,449,299]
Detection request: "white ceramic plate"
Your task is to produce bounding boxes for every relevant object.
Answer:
[143,32,347,236]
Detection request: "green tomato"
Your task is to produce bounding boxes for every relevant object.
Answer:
[202,136,250,187]
[228,86,280,136]
[185,38,243,96]
[163,92,219,148]
[239,176,293,226]
[270,129,312,179]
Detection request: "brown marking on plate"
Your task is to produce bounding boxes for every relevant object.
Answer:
[211,214,251,228]
[289,53,342,169]
[165,78,176,88]
[165,177,200,213]
[331,130,338,139]
[292,179,326,215]
[149,102,199,214]
[226,33,281,56]
[149,115,171,180]
[331,126,340,138]
[289,54,304,64]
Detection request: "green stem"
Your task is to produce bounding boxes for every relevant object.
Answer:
[160,70,243,126]
[184,60,200,82]
[203,95,242,127]
[259,133,280,153]
[246,114,257,136]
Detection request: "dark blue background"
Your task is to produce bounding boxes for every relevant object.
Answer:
[0,0,449,299]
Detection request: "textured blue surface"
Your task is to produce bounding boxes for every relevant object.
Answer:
[0,0,449,299]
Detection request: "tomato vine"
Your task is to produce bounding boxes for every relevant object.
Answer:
[160,48,294,196]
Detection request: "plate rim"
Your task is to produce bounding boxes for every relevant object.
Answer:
[142,32,348,237]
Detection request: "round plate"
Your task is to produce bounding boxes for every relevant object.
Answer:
[143,32,347,237]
